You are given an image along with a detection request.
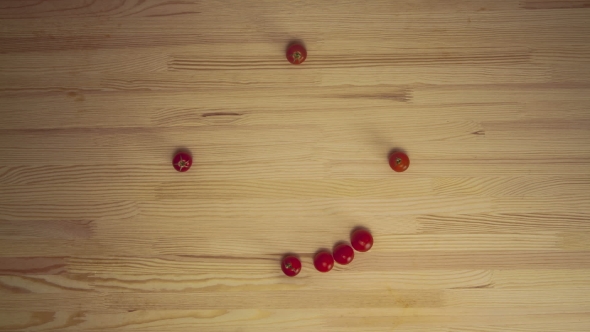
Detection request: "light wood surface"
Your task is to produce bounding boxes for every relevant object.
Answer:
[1,0,590,331]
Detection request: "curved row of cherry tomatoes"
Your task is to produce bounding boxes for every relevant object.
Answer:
[282,229,373,277]
[171,43,409,277]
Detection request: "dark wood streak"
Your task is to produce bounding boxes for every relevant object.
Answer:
[0,257,68,275]
[452,282,495,289]
[145,11,201,17]
[202,112,243,118]
[329,92,412,102]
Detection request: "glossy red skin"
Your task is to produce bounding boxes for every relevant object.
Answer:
[333,243,355,265]
[389,152,410,172]
[281,256,302,277]
[286,44,307,65]
[173,152,192,172]
[314,251,334,273]
[351,229,373,252]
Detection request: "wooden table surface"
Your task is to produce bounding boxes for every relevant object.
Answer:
[1,1,590,331]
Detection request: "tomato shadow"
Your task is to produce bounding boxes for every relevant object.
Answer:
[313,248,331,259]
[332,240,350,251]
[172,148,192,158]
[388,147,407,159]
[281,252,301,261]
[350,226,372,238]
[285,39,306,51]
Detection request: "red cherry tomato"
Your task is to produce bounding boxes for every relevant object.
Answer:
[333,243,355,265]
[389,152,410,172]
[286,44,307,65]
[281,255,302,277]
[351,229,373,252]
[172,152,192,172]
[313,251,334,273]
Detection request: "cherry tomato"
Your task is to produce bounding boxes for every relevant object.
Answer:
[351,229,373,252]
[286,44,307,65]
[333,243,354,265]
[389,152,410,172]
[281,255,302,277]
[313,251,334,273]
[172,152,192,172]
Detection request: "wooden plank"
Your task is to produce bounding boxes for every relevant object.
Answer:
[1,0,589,331]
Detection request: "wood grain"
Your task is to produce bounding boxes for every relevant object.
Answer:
[1,0,590,331]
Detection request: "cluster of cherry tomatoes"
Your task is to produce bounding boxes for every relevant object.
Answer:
[282,228,373,277]
[278,152,408,277]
